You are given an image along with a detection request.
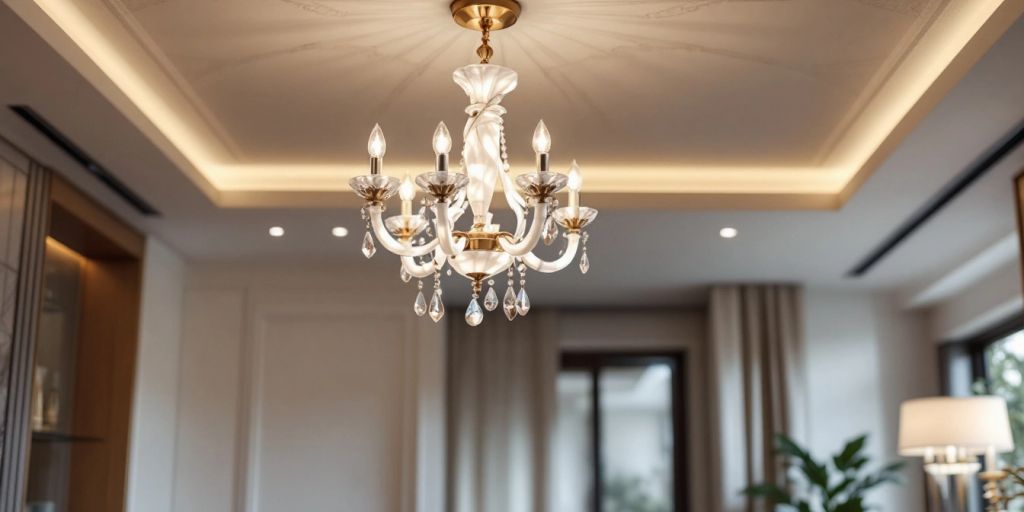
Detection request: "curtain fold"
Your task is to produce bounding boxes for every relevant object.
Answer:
[708,285,807,512]
[446,310,559,512]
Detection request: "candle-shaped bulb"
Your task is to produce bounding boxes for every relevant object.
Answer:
[568,160,582,213]
[567,160,583,191]
[532,120,551,155]
[400,175,414,217]
[432,122,452,156]
[368,123,386,158]
[399,175,416,202]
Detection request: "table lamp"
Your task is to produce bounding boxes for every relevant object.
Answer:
[899,396,1015,511]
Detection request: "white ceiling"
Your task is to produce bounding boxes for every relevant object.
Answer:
[0,3,1021,307]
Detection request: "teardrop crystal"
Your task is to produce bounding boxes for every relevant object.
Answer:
[361,232,376,258]
[503,287,517,321]
[579,252,590,274]
[400,266,412,283]
[413,291,427,316]
[483,286,499,311]
[516,288,531,316]
[465,298,484,326]
[429,290,445,322]
[543,216,557,246]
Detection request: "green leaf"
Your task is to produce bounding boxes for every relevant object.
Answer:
[776,434,830,490]
[828,477,856,499]
[742,484,792,505]
[833,435,868,471]
[776,434,811,460]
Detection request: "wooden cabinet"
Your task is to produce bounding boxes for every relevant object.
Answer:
[1,170,143,512]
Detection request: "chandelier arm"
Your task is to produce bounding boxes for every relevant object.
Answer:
[401,252,446,279]
[500,170,528,239]
[497,202,549,256]
[521,233,580,273]
[368,205,439,257]
[434,202,467,256]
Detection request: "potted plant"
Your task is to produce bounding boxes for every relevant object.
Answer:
[744,434,905,512]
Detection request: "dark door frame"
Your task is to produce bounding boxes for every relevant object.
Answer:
[561,351,690,512]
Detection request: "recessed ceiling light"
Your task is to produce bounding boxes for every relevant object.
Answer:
[269,226,285,237]
[332,226,349,238]
[719,227,738,239]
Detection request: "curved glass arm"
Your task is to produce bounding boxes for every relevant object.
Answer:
[401,251,446,279]
[433,202,467,257]
[500,169,527,239]
[369,205,439,257]
[497,202,548,256]
[521,233,580,273]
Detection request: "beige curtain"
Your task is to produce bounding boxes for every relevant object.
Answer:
[446,311,559,512]
[708,285,808,512]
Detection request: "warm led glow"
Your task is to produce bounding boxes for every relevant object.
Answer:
[368,124,386,158]
[45,237,86,261]
[567,160,583,191]
[399,175,416,202]
[268,226,285,237]
[432,121,452,156]
[532,120,551,154]
[719,227,738,239]
[331,226,349,238]
[25,0,1016,208]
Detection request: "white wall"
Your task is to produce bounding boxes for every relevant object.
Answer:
[927,258,1022,341]
[559,310,710,512]
[169,261,446,512]
[127,238,186,512]
[803,289,937,512]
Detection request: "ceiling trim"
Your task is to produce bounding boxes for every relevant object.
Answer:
[6,0,1024,209]
[847,118,1024,277]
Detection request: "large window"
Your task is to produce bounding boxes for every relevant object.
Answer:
[976,328,1024,470]
[555,353,687,512]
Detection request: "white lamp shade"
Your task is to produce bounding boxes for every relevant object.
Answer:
[899,396,1014,457]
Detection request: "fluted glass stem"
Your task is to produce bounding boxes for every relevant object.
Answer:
[368,205,439,257]
[497,202,548,256]
[521,233,580,273]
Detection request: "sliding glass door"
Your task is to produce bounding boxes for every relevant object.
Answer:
[556,353,687,512]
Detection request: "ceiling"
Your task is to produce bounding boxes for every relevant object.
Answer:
[0,2,1022,308]
[4,0,1022,208]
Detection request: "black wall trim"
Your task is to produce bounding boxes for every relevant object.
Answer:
[847,118,1024,277]
[9,105,160,216]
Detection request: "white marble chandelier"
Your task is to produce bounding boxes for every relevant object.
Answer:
[349,0,596,326]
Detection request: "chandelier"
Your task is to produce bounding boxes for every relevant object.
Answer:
[349,0,597,326]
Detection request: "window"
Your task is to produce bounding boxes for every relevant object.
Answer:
[555,353,687,512]
[976,328,1024,470]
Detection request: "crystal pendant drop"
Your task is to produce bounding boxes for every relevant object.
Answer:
[579,252,590,274]
[400,266,412,283]
[543,216,557,246]
[503,287,517,321]
[483,286,499,311]
[428,290,445,322]
[516,288,531,316]
[465,298,483,326]
[413,290,427,316]
[361,232,376,259]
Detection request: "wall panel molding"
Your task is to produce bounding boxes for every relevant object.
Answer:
[174,271,445,512]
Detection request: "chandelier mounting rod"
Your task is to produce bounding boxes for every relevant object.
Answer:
[450,0,522,63]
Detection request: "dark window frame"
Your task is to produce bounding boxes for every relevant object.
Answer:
[560,351,689,512]
[951,315,1024,393]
